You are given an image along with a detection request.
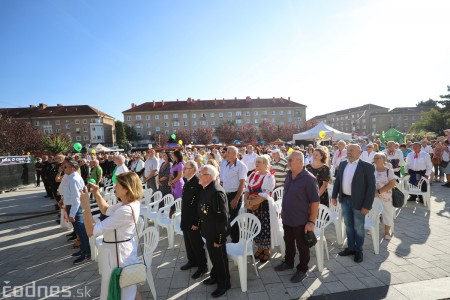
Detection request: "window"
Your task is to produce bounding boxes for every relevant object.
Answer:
[163,114,168,120]
[271,111,276,115]
[44,128,52,135]
[56,129,61,133]
[92,127,96,131]
[236,111,241,117]
[219,112,223,118]
[210,112,215,118]
[200,120,207,126]
[76,128,81,133]
[287,110,292,115]
[245,111,250,117]
[65,124,70,129]
[76,136,81,141]
[254,111,258,116]
[192,113,197,118]
[126,116,131,121]
[183,121,188,127]
[155,127,160,132]
[272,118,275,123]
[173,114,178,119]
[279,121,284,125]
[345,116,348,119]
[210,120,215,126]
[183,114,188,119]
[412,116,416,120]
[83,127,88,132]
[296,117,301,123]
[372,117,377,122]
[164,122,168,127]
[351,114,354,118]
[279,111,284,115]
[75,119,80,124]
[84,136,89,141]
[262,111,267,116]
[146,115,151,120]
[146,123,151,128]
[201,113,206,118]
[227,112,232,117]
[92,136,96,140]
[44,120,50,125]
[155,115,160,120]
[55,120,60,125]
[295,110,301,115]
[246,119,250,124]
[136,115,141,121]
[147,131,152,136]
[83,119,87,124]
[254,119,258,124]
[288,118,292,123]
[193,121,197,126]
[236,119,242,124]
[137,132,141,136]
[34,121,39,126]
[164,130,169,135]
[173,122,180,127]
[135,124,141,129]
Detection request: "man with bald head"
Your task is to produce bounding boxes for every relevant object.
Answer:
[332,144,375,263]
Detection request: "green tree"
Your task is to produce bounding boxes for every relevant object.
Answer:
[412,85,450,134]
[416,99,439,108]
[115,120,126,148]
[43,133,72,153]
[0,116,43,155]
[125,124,141,143]
[438,85,450,112]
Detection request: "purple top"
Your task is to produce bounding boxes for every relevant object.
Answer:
[282,169,320,227]
[170,161,185,199]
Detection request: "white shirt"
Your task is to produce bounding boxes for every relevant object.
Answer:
[144,157,159,178]
[360,150,376,164]
[242,152,258,171]
[421,145,432,155]
[383,149,404,172]
[342,159,359,196]
[405,151,433,176]
[332,149,347,169]
[115,164,129,177]
[65,172,85,217]
[221,159,248,193]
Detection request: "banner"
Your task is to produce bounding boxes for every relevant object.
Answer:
[0,156,32,166]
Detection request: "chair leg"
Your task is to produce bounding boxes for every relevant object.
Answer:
[324,237,329,260]
[280,240,286,258]
[251,253,259,277]
[237,256,248,292]
[334,220,343,245]
[315,241,323,272]
[372,227,379,255]
[147,271,157,299]
[167,227,174,249]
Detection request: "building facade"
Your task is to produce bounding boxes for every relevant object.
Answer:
[0,103,116,147]
[122,97,307,145]
[311,104,430,137]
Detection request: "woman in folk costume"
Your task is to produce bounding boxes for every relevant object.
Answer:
[244,155,276,263]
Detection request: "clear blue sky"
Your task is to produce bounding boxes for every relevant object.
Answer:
[1,0,450,121]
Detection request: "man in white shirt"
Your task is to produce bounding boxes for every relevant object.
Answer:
[221,146,248,243]
[404,142,433,203]
[242,145,258,176]
[144,149,159,191]
[360,143,376,164]
[331,140,347,176]
[421,140,433,156]
[384,141,405,177]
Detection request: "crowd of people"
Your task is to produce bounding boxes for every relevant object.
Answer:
[34,129,450,299]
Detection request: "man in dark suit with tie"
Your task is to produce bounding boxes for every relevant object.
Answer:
[179,160,208,279]
[332,144,376,263]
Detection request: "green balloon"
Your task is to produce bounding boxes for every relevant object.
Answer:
[171,134,176,139]
[88,178,96,184]
[74,142,82,152]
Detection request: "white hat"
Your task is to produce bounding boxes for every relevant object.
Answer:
[271,149,282,154]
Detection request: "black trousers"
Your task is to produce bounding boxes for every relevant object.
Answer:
[283,224,310,273]
[36,171,42,186]
[408,169,427,200]
[183,229,207,269]
[206,240,230,289]
[43,177,52,197]
[226,192,242,243]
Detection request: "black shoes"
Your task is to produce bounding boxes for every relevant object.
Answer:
[71,250,83,257]
[191,268,207,279]
[338,248,356,256]
[211,288,228,298]
[203,277,217,285]
[274,262,294,272]
[73,254,90,265]
[290,270,307,283]
[354,251,363,263]
[180,262,197,271]
[67,235,77,241]
[442,182,450,187]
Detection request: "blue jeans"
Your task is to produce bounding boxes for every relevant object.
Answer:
[340,195,365,252]
[66,205,91,256]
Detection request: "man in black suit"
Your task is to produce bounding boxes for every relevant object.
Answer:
[179,160,207,279]
[198,165,230,298]
[332,144,375,263]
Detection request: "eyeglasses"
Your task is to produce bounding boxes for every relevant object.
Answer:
[200,173,210,177]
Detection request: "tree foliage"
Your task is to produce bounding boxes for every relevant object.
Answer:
[0,116,43,155]
[43,133,72,154]
[238,124,258,143]
[216,121,238,144]
[175,128,194,145]
[277,124,298,142]
[155,134,169,147]
[259,120,278,142]
[412,85,450,134]
[193,126,214,145]
[125,124,141,143]
[115,120,126,148]
[416,99,439,108]
[298,119,319,132]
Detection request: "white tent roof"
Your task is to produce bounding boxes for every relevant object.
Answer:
[94,144,115,152]
[293,122,352,141]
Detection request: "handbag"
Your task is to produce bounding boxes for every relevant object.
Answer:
[245,194,261,211]
[114,205,147,289]
[304,230,317,248]
[392,187,405,208]
[440,160,449,168]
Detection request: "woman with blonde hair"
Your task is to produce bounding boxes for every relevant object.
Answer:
[80,172,143,300]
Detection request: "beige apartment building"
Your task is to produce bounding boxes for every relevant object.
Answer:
[0,103,116,147]
[122,97,307,145]
[312,104,430,137]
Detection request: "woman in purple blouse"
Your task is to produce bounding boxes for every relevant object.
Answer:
[169,150,185,199]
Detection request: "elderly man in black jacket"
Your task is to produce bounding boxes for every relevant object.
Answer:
[199,164,230,298]
[179,160,207,279]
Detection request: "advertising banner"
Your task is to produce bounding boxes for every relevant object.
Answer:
[0,156,32,166]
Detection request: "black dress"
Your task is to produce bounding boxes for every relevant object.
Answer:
[306,164,331,206]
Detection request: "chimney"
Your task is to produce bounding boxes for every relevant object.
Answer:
[38,103,48,110]
[187,97,192,103]
[176,99,179,102]
[288,97,291,101]
[234,97,237,100]
[29,105,36,108]
[56,104,63,106]
[162,100,164,106]
[153,100,155,108]
[245,96,252,102]
[257,97,260,99]
[131,103,135,108]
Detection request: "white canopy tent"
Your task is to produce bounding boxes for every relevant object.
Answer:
[94,144,116,152]
[293,122,352,141]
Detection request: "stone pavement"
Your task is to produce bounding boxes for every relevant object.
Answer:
[1,183,450,299]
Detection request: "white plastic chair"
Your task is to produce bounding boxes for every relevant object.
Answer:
[145,191,164,225]
[314,204,333,272]
[273,187,284,202]
[364,199,383,254]
[140,188,153,218]
[140,227,159,300]
[173,197,183,237]
[226,213,261,292]
[401,175,431,210]
[156,197,178,249]
[328,198,345,245]
[274,201,285,257]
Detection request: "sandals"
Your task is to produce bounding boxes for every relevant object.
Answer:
[260,249,270,263]
[254,248,264,259]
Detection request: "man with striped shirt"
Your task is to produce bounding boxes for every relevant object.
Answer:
[270,149,288,199]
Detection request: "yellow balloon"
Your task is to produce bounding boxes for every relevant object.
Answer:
[319,131,326,139]
[27,152,30,155]
[91,149,96,154]
[287,147,294,154]
[178,140,183,145]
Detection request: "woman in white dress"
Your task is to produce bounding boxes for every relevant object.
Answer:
[80,172,143,300]
[373,152,397,240]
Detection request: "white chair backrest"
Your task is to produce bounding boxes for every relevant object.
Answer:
[367,199,383,222]
[328,198,340,219]
[231,213,261,247]
[315,204,332,230]
[162,194,174,207]
[142,227,159,264]
[174,198,182,213]
[152,191,163,203]
[136,215,145,236]
[273,187,284,202]
[141,188,153,205]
